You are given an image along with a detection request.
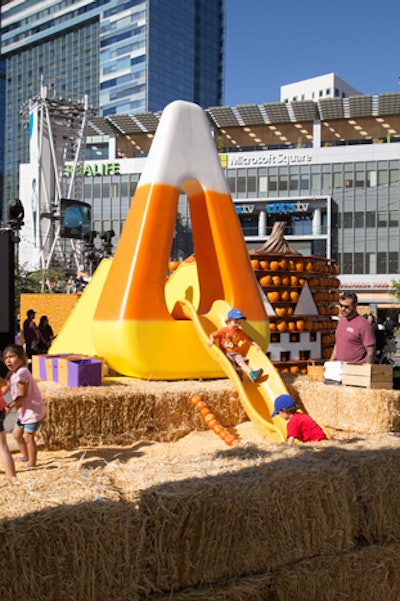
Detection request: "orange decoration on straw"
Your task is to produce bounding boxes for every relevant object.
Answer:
[190,394,240,446]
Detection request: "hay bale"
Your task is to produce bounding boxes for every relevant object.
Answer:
[1,436,400,599]
[150,543,400,601]
[37,374,400,449]
[284,375,400,438]
[150,572,273,600]
[271,542,400,601]
[0,462,327,599]
[38,379,247,449]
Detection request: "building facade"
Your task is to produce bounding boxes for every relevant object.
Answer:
[0,0,224,213]
[280,73,361,103]
[17,88,397,312]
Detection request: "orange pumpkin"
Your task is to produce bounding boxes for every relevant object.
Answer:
[280,290,289,301]
[260,275,272,286]
[290,275,298,286]
[260,260,269,269]
[296,320,305,331]
[286,306,294,316]
[276,321,287,332]
[272,275,281,286]
[275,307,286,317]
[250,259,260,270]
[278,258,287,270]
[295,260,304,272]
[222,431,238,446]
[267,291,280,302]
[191,394,202,406]
[289,290,299,302]
[212,423,224,435]
[270,260,279,271]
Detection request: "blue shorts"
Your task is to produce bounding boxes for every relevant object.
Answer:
[15,418,43,434]
[0,409,5,433]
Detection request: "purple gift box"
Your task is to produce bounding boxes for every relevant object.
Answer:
[40,354,81,382]
[67,359,102,387]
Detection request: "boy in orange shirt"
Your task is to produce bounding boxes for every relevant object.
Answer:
[208,308,263,382]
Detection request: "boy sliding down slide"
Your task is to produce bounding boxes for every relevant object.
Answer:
[208,308,263,382]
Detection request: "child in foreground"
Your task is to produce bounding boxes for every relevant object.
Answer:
[271,394,327,444]
[208,308,263,382]
[3,345,46,468]
[0,380,16,478]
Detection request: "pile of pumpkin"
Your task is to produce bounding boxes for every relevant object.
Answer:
[249,253,340,373]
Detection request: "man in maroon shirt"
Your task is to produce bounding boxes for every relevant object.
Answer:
[330,292,376,364]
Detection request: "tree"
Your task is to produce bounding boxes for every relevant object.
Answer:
[16,265,70,298]
[389,280,400,313]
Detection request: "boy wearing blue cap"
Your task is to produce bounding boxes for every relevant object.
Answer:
[208,308,263,382]
[271,394,327,444]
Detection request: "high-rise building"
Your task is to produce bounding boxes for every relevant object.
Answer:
[0,0,225,216]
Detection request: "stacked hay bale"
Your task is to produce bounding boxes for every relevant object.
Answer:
[37,375,400,448]
[1,435,400,600]
[285,374,400,439]
[38,379,248,449]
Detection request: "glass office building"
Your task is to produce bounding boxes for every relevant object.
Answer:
[0,0,224,212]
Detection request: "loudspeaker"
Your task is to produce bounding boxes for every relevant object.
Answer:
[0,229,15,351]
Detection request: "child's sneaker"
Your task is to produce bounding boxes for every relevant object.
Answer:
[249,368,263,382]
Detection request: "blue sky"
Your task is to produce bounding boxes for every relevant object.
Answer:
[224,0,400,106]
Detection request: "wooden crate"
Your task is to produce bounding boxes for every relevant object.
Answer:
[342,363,393,389]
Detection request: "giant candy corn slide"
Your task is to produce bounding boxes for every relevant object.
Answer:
[51,100,293,441]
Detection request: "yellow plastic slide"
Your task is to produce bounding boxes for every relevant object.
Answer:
[179,299,288,443]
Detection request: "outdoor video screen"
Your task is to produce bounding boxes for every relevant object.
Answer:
[60,199,92,239]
